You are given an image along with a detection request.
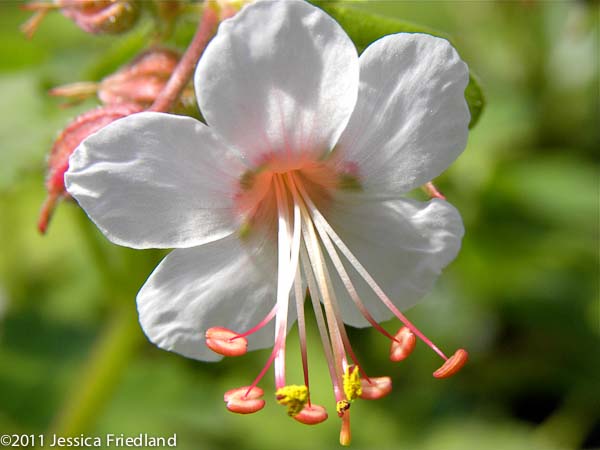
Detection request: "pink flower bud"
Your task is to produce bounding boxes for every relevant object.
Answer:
[22,0,139,38]
[50,49,192,112]
[38,103,142,234]
[98,48,181,107]
[153,0,185,24]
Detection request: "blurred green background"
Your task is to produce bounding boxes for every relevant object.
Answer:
[0,1,598,449]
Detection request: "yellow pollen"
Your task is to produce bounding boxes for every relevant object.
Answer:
[336,400,351,417]
[237,221,252,240]
[275,385,308,417]
[343,366,362,401]
[338,173,362,191]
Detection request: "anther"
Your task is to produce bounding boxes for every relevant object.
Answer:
[336,400,351,418]
[390,326,416,362]
[359,376,392,400]
[275,385,308,417]
[293,404,328,425]
[342,366,362,401]
[205,327,247,357]
[223,386,265,414]
[433,349,469,379]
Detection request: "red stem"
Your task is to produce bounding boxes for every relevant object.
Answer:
[149,6,219,113]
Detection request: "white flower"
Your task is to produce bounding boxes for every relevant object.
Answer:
[65,0,470,443]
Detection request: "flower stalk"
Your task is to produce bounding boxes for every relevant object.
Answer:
[149,4,220,113]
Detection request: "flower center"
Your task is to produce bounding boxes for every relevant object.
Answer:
[234,152,358,238]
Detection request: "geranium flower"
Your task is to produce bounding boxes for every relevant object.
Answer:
[65,0,470,445]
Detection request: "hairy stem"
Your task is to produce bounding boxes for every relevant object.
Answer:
[149,5,219,112]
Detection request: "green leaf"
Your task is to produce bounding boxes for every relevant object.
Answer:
[465,73,485,128]
[315,2,485,128]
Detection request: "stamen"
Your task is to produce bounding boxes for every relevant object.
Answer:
[294,404,328,425]
[275,384,308,417]
[300,245,344,402]
[299,206,347,390]
[359,377,392,400]
[342,366,362,402]
[205,327,247,357]
[224,386,265,414]
[246,347,278,396]
[286,173,367,379]
[296,187,452,362]
[244,176,300,393]
[233,303,277,340]
[294,268,311,401]
[302,198,399,346]
[433,349,469,378]
[390,327,416,362]
[273,176,293,388]
[336,400,350,417]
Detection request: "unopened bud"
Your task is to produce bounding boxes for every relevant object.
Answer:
[293,404,328,425]
[38,103,142,234]
[153,0,185,24]
[359,376,392,400]
[98,48,181,107]
[224,386,265,414]
[205,327,247,357]
[390,326,416,362]
[433,349,469,379]
[64,0,139,34]
[22,0,140,38]
[50,48,191,111]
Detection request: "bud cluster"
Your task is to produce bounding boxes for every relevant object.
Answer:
[38,103,143,233]
[22,0,140,38]
[25,2,199,232]
[50,48,192,111]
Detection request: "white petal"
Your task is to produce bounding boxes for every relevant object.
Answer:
[66,112,244,249]
[335,33,470,196]
[195,0,359,162]
[325,195,464,327]
[137,235,285,361]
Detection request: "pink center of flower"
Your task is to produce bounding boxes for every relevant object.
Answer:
[233,152,349,237]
